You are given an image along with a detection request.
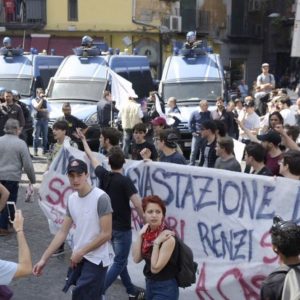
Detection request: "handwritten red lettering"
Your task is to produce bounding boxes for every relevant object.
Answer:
[260,231,278,264]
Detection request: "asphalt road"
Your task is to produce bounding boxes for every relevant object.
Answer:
[0,151,129,300]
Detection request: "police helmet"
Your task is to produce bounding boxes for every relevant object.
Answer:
[186,31,196,43]
[12,89,21,100]
[3,36,11,47]
[81,35,93,47]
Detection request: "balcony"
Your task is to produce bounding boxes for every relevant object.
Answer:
[0,0,46,30]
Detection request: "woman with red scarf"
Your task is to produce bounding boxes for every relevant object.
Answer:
[132,195,179,299]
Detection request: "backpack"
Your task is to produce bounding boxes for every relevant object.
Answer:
[175,236,198,288]
[281,265,300,300]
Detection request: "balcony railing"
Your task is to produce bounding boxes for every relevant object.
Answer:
[0,0,46,29]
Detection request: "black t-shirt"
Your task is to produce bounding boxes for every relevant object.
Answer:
[260,264,300,300]
[252,166,273,176]
[94,165,137,231]
[58,115,87,141]
[131,141,158,161]
[143,236,179,281]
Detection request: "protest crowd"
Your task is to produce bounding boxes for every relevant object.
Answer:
[1,35,300,300]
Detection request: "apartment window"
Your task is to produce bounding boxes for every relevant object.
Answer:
[68,0,78,21]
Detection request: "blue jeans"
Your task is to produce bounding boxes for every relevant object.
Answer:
[146,278,179,300]
[72,260,107,300]
[33,119,48,152]
[103,229,135,295]
[0,181,19,229]
[122,129,133,158]
[189,135,203,165]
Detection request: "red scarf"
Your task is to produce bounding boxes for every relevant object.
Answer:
[141,223,167,259]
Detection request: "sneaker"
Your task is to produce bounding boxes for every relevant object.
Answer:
[52,245,65,257]
[129,288,145,300]
[0,228,10,236]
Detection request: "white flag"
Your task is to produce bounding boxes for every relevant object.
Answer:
[107,68,138,110]
[155,94,165,117]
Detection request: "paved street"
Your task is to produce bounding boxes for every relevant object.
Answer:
[0,152,128,300]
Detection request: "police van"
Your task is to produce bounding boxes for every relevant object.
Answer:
[46,46,155,149]
[159,46,226,152]
[0,48,64,107]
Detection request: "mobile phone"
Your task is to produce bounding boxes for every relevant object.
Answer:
[7,201,16,223]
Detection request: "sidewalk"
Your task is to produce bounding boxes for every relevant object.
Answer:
[0,154,128,300]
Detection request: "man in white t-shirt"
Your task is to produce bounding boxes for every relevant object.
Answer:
[278,96,296,126]
[255,63,275,116]
[33,159,113,299]
[0,210,32,285]
[238,97,260,143]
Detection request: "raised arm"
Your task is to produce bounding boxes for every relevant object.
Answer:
[130,193,145,223]
[132,223,149,263]
[275,124,300,151]
[76,128,101,169]
[13,210,32,278]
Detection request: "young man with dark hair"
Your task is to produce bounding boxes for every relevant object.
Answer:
[279,150,300,180]
[244,142,273,176]
[214,136,241,172]
[77,131,145,299]
[131,122,157,161]
[47,120,78,255]
[48,120,76,166]
[99,127,121,154]
[199,120,218,168]
[260,216,300,300]
[258,131,282,176]
[142,129,186,164]
[33,159,113,299]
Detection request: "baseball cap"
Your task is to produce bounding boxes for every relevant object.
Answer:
[257,130,281,145]
[262,63,269,67]
[67,159,88,174]
[151,116,167,126]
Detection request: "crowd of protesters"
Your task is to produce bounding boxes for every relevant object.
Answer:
[2,60,300,300]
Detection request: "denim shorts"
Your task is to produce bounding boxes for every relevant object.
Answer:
[146,278,179,300]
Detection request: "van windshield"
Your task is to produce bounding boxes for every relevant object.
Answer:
[163,81,222,103]
[50,80,106,102]
[0,77,32,96]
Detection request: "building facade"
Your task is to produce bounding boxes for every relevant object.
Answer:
[0,0,296,87]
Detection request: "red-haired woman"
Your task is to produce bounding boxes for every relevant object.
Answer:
[132,195,179,299]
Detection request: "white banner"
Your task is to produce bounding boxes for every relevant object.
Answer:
[39,146,300,299]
